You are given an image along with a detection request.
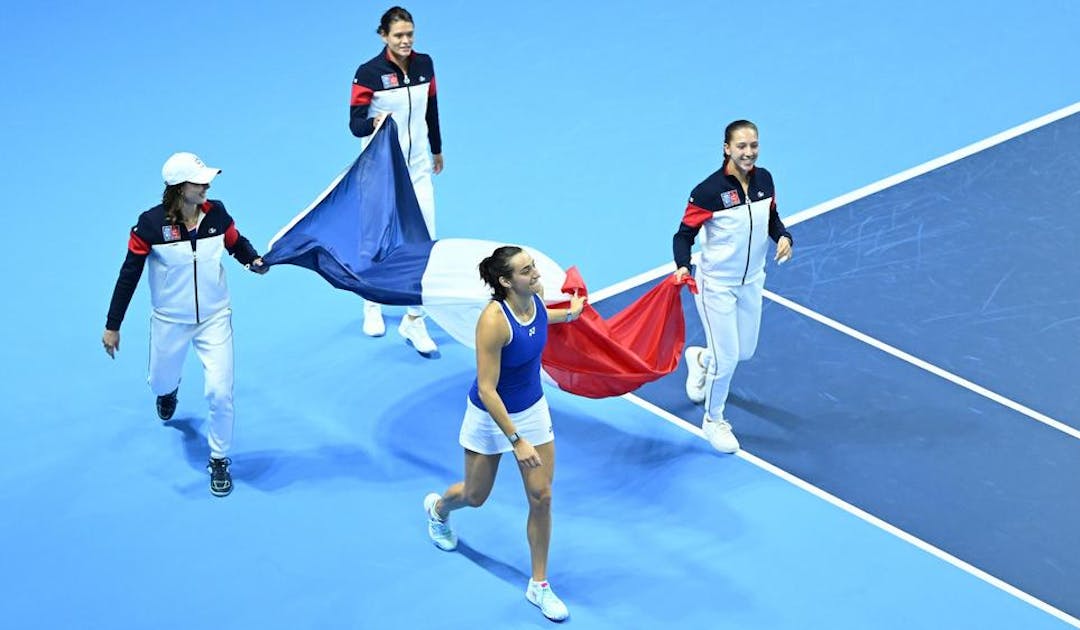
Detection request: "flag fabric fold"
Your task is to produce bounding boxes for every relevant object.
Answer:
[543,274,693,398]
[264,120,693,397]
[262,117,432,304]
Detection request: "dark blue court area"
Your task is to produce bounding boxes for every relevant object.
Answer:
[612,111,1080,621]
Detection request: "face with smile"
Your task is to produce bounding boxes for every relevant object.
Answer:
[502,252,542,297]
[181,182,209,206]
[724,126,759,176]
[381,20,414,62]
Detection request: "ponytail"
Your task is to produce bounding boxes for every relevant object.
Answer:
[478,246,523,301]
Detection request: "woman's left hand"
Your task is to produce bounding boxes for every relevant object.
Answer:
[433,153,444,174]
[775,236,793,264]
[249,257,270,275]
[567,294,586,321]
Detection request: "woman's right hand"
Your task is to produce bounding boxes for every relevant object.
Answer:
[102,329,119,359]
[674,266,690,281]
[372,112,390,132]
[513,438,543,469]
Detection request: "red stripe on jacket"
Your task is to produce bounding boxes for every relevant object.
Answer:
[128,231,150,255]
[680,202,713,228]
[224,222,240,249]
[351,83,373,106]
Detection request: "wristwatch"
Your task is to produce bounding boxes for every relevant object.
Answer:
[508,432,521,446]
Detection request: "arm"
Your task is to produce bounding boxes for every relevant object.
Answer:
[218,203,268,273]
[673,200,711,279]
[546,293,586,323]
[425,73,443,172]
[475,303,543,468]
[102,230,150,358]
[767,197,793,262]
[349,68,378,138]
[224,222,258,264]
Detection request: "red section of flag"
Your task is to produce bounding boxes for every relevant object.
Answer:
[542,273,693,398]
[560,265,588,297]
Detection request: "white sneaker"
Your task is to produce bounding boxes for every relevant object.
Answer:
[526,579,569,622]
[423,492,457,551]
[362,301,385,337]
[702,417,740,453]
[399,316,437,354]
[684,346,707,404]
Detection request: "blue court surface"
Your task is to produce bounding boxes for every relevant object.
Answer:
[3,1,1080,628]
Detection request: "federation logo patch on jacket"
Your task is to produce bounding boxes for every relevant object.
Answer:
[380,73,399,89]
[162,225,181,242]
[721,190,740,208]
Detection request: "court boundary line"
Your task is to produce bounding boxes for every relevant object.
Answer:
[591,99,1080,303]
[589,102,1080,627]
[764,289,1080,440]
[591,101,1079,438]
[621,393,1080,628]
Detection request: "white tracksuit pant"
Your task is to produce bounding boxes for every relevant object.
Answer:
[147,308,234,459]
[693,273,765,422]
[405,164,434,317]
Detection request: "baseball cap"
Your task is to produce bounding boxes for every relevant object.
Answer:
[162,152,221,186]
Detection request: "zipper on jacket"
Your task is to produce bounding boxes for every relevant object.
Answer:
[190,230,201,324]
[741,194,753,285]
[403,71,413,162]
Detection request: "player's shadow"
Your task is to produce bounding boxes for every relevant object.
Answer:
[165,416,209,467]
[166,416,386,491]
[377,376,704,494]
[238,445,385,490]
[454,540,530,588]
[727,394,802,427]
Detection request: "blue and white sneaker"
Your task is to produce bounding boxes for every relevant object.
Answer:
[424,493,457,551]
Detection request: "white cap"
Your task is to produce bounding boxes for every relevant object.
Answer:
[162,152,221,186]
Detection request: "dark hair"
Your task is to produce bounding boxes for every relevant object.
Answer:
[724,119,758,144]
[377,6,414,35]
[478,246,524,301]
[162,183,186,225]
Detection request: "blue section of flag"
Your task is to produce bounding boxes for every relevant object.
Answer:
[263,118,433,305]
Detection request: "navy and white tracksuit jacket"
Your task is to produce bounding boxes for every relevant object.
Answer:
[105,199,259,459]
[106,200,259,329]
[672,160,792,422]
[350,48,441,237]
[673,161,791,286]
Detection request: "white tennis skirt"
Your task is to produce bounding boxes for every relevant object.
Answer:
[459,396,554,455]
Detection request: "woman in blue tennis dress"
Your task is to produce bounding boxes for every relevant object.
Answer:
[422,245,584,622]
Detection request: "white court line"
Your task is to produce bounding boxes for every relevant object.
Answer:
[592,99,1080,434]
[591,99,1080,300]
[621,393,1080,628]
[588,102,1080,626]
[595,264,1079,442]
[782,100,1080,227]
[765,289,1080,441]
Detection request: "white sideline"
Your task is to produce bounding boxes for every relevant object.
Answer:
[592,101,1080,627]
[621,393,1080,628]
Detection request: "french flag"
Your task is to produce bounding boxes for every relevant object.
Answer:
[263,118,690,397]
